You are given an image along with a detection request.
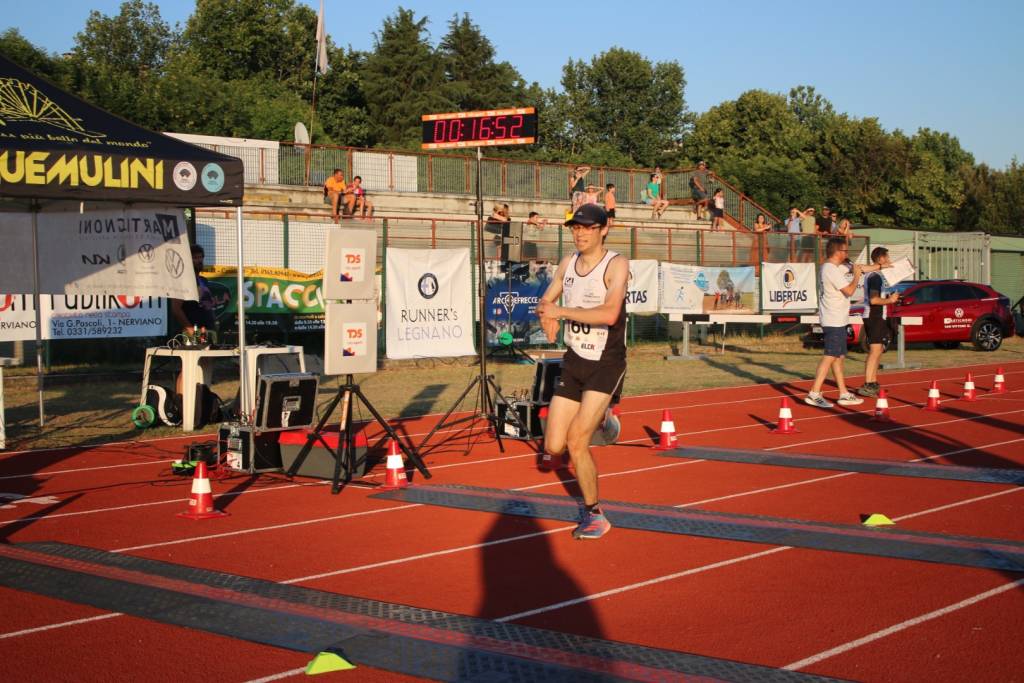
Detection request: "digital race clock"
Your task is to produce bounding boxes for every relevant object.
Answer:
[421,107,537,149]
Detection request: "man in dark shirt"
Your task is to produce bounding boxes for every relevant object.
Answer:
[171,245,217,393]
[815,207,834,235]
[857,247,900,397]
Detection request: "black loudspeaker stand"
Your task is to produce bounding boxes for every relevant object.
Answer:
[418,147,533,456]
[286,374,431,494]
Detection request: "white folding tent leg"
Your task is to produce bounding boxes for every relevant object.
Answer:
[236,206,249,421]
[31,210,44,426]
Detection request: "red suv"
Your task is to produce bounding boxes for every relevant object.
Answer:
[810,280,1016,352]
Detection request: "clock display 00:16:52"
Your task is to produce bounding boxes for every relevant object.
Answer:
[427,114,530,144]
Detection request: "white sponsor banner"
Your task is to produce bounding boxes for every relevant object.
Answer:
[761,262,818,311]
[626,260,659,314]
[659,263,705,314]
[0,209,197,300]
[385,248,475,359]
[0,293,167,342]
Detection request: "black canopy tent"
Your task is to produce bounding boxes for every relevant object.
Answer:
[0,53,248,425]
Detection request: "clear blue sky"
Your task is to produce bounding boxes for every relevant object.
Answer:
[6,0,1022,168]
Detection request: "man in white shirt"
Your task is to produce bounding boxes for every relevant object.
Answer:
[805,237,880,408]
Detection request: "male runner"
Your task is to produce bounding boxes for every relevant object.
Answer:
[536,204,628,540]
[857,247,900,397]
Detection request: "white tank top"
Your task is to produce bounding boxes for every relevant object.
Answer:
[561,250,622,361]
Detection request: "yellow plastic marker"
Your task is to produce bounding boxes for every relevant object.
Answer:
[305,651,356,675]
[862,513,895,527]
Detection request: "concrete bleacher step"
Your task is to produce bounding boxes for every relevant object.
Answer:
[239,183,744,233]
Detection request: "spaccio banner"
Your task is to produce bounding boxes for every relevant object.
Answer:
[761,262,818,311]
[386,248,475,359]
[201,265,326,335]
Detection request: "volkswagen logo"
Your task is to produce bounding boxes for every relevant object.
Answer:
[138,244,155,262]
[954,307,964,318]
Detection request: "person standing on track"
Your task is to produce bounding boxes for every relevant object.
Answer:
[858,247,900,397]
[536,204,628,540]
[805,237,880,408]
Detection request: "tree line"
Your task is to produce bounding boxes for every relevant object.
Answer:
[2,0,1020,234]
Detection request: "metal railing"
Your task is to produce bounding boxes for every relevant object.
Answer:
[194,210,862,274]
[188,138,784,232]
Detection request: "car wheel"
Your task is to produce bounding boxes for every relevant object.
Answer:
[971,318,1003,351]
[933,341,960,350]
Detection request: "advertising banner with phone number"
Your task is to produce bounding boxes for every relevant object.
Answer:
[0,293,167,342]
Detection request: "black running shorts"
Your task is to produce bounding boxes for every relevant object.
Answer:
[864,317,890,346]
[554,349,626,403]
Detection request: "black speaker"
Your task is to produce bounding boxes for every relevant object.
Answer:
[531,358,563,404]
[254,373,319,432]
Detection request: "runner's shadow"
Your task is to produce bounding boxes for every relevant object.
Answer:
[465,512,605,677]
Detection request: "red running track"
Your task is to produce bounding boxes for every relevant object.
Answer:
[1,361,1023,682]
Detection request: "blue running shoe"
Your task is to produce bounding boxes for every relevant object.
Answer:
[573,511,611,540]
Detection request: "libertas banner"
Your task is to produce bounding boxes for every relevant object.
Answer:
[761,262,818,312]
[386,248,474,359]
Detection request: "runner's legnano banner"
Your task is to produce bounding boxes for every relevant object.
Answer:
[760,262,818,311]
[660,264,758,314]
[626,260,659,314]
[386,248,474,359]
[485,260,554,346]
[0,292,166,342]
[0,209,198,300]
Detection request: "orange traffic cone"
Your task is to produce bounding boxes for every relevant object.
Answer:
[871,389,892,422]
[991,367,1006,394]
[177,461,227,520]
[772,397,798,434]
[961,373,977,402]
[924,380,941,411]
[381,439,408,490]
[653,409,677,450]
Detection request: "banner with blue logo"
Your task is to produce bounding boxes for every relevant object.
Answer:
[485,260,555,346]
[761,262,818,311]
[660,264,758,314]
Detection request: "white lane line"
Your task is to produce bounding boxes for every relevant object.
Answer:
[891,488,1021,522]
[495,547,792,623]
[910,437,1024,462]
[0,459,177,481]
[0,613,123,639]
[782,577,1024,671]
[0,480,331,527]
[489,487,1024,626]
[245,668,307,683]
[112,504,422,553]
[765,409,1024,451]
[676,472,858,508]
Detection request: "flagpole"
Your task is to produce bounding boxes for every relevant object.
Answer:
[309,0,327,145]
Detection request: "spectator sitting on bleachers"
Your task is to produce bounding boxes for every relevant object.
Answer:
[645,173,669,219]
[323,168,352,222]
[583,184,603,206]
[347,175,374,219]
[526,211,548,228]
